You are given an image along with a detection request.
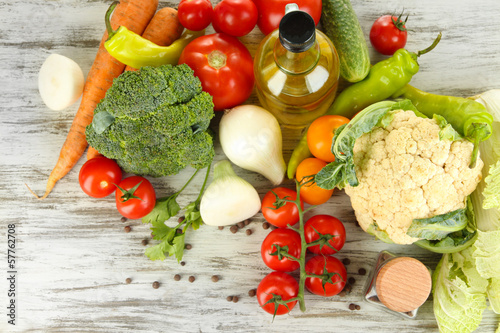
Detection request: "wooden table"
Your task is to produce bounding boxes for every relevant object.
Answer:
[1,0,499,332]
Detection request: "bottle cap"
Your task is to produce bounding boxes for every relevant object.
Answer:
[375,257,432,313]
[279,5,316,53]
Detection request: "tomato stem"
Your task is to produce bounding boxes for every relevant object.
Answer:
[294,179,314,313]
[207,50,227,70]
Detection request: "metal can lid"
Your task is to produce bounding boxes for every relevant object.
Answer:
[375,257,432,313]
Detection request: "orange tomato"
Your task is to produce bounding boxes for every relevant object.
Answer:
[295,157,333,205]
[307,115,350,162]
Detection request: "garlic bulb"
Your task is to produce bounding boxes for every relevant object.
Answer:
[219,105,286,185]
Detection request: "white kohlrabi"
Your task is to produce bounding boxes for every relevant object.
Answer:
[219,105,286,185]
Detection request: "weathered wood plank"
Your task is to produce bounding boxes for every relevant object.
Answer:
[1,0,499,332]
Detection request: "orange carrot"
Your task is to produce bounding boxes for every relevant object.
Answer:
[29,0,158,199]
[125,7,184,72]
[86,146,103,160]
[87,7,184,160]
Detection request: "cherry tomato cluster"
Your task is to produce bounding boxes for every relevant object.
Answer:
[79,156,156,219]
[257,186,347,316]
[295,115,350,205]
[178,0,257,37]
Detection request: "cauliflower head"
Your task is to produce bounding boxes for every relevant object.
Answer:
[345,110,484,244]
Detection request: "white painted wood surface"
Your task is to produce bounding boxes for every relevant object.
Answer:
[1,0,499,332]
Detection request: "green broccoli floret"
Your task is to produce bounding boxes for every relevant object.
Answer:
[85,64,215,177]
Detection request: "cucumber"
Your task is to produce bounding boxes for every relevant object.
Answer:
[321,0,370,83]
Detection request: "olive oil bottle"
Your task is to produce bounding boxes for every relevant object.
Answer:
[253,4,340,128]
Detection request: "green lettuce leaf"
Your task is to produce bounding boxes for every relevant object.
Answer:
[482,160,500,209]
[432,251,488,333]
[472,230,500,282]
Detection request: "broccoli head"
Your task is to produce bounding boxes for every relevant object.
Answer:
[85,64,215,177]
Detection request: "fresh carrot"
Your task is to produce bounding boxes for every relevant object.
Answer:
[86,7,184,161]
[124,7,184,71]
[29,0,158,199]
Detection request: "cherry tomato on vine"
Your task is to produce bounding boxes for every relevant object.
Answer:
[257,271,299,315]
[79,156,122,198]
[295,158,333,205]
[178,0,213,31]
[178,33,254,111]
[212,0,258,37]
[252,0,322,36]
[307,115,349,162]
[261,187,303,228]
[369,14,408,56]
[305,255,347,297]
[304,214,346,255]
[261,228,301,272]
[115,176,156,219]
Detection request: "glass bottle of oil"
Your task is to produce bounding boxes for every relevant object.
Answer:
[253,4,340,128]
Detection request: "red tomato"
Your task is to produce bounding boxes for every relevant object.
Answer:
[307,115,349,162]
[257,271,299,315]
[115,176,156,219]
[305,255,347,297]
[213,0,258,37]
[252,0,322,35]
[178,0,213,31]
[295,158,333,205]
[261,187,303,228]
[178,33,254,111]
[79,156,122,198]
[369,14,408,56]
[304,215,346,255]
[261,228,301,272]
